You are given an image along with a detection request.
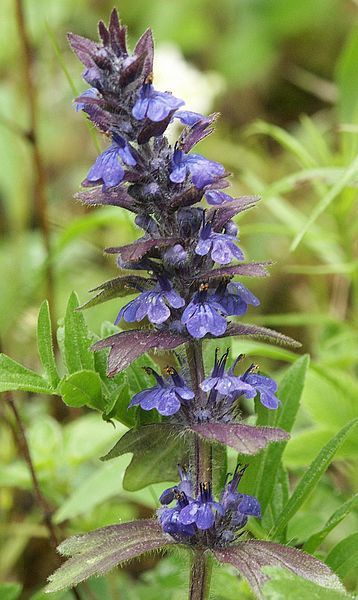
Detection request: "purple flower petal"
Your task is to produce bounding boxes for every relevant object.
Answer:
[196,504,215,530]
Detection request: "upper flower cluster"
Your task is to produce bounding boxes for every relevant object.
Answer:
[158,465,261,546]
[69,9,266,345]
[129,351,280,421]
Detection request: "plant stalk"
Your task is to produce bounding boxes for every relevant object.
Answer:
[186,341,213,492]
[189,549,212,600]
[15,0,56,328]
[4,392,82,600]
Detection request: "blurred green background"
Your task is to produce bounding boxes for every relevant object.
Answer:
[1,0,358,598]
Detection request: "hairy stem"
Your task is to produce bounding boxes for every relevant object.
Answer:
[186,341,213,492]
[189,550,212,600]
[15,0,56,328]
[4,392,82,600]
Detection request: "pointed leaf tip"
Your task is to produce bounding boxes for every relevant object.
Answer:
[47,520,173,592]
[214,541,344,599]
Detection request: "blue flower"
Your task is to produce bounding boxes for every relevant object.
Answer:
[132,83,184,122]
[241,370,280,410]
[179,483,224,530]
[200,351,253,397]
[195,221,244,265]
[219,465,261,534]
[169,149,225,189]
[215,282,260,316]
[129,367,194,416]
[174,110,205,126]
[83,138,136,190]
[116,277,184,325]
[181,288,227,338]
[159,467,193,505]
[205,190,234,205]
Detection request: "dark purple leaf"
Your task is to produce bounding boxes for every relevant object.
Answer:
[74,186,136,211]
[133,28,154,78]
[137,112,176,144]
[93,329,187,375]
[79,275,154,310]
[67,33,99,69]
[209,196,260,230]
[180,113,219,152]
[192,423,289,455]
[214,541,344,599]
[170,186,203,210]
[47,519,173,592]
[105,237,178,262]
[108,8,127,55]
[222,323,301,348]
[199,262,272,281]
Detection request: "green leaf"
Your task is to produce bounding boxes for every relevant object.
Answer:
[326,533,358,579]
[0,354,54,394]
[336,27,358,124]
[271,419,358,539]
[261,567,350,600]
[59,370,103,409]
[239,356,309,511]
[0,583,22,600]
[63,292,94,374]
[290,153,358,250]
[37,300,59,388]
[101,424,188,491]
[304,494,358,553]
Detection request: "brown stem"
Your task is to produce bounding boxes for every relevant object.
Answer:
[14,0,56,326]
[3,392,82,600]
[189,550,212,600]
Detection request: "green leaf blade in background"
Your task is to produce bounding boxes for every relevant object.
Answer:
[326,533,358,579]
[63,292,94,374]
[270,418,358,539]
[0,583,22,600]
[0,354,54,395]
[303,494,358,554]
[239,356,309,517]
[37,300,60,388]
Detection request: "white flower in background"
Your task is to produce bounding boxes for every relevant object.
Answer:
[153,43,225,115]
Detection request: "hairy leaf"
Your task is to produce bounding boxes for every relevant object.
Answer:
[271,418,358,538]
[46,520,173,592]
[105,237,178,262]
[101,424,187,490]
[199,262,271,281]
[79,275,154,310]
[0,354,54,395]
[261,567,350,600]
[74,185,136,210]
[191,422,289,455]
[214,541,344,600]
[222,323,301,348]
[64,292,94,373]
[93,329,187,376]
[59,370,103,409]
[37,300,60,388]
[209,196,260,230]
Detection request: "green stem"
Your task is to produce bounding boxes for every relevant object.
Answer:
[189,550,212,600]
